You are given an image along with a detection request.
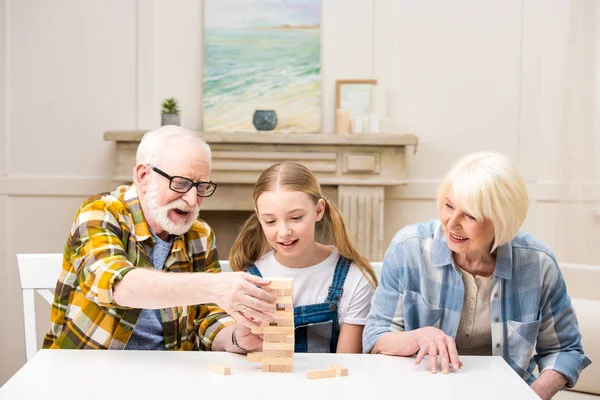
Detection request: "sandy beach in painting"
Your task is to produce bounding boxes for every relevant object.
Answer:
[203,27,321,132]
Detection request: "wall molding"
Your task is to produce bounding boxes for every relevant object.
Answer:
[0,176,115,196]
[387,179,600,202]
[1,175,598,202]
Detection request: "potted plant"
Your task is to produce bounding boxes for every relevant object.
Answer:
[161,97,180,126]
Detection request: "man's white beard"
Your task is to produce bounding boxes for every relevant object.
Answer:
[144,177,201,236]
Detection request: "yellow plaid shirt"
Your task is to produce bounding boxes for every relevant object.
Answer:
[43,185,235,350]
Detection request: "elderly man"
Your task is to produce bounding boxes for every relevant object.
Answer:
[43,126,275,353]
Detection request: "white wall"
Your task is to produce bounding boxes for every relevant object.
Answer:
[1,0,598,386]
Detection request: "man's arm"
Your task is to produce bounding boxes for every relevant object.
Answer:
[113,268,276,325]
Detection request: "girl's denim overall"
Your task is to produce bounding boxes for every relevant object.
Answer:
[246,255,351,353]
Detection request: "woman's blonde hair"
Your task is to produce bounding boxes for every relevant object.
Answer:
[229,162,378,288]
[437,152,529,251]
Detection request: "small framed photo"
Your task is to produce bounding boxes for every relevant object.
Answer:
[335,79,378,131]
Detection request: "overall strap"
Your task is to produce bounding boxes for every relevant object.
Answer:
[325,256,352,304]
[245,264,263,278]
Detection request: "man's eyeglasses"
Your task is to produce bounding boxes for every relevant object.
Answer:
[151,166,217,197]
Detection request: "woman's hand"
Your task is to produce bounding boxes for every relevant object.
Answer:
[208,272,277,328]
[414,327,463,374]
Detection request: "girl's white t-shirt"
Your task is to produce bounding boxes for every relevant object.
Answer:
[254,249,375,326]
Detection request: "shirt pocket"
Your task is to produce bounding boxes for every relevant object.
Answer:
[301,320,333,353]
[506,318,541,373]
[403,290,444,331]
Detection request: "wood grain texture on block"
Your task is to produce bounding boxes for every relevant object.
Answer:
[286,335,294,344]
[263,333,289,342]
[260,326,294,334]
[331,364,348,376]
[246,352,262,362]
[208,363,231,375]
[264,278,293,289]
[306,368,337,379]
[262,357,294,365]
[268,364,293,373]
[262,342,294,351]
[263,349,293,359]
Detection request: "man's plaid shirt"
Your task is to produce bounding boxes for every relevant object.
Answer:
[43,185,234,351]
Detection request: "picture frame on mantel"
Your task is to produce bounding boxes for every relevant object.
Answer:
[335,79,378,133]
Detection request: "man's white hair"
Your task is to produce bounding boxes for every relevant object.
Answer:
[134,125,212,176]
[437,151,529,251]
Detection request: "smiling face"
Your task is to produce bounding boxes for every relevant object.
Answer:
[439,188,495,260]
[137,138,210,239]
[255,189,325,267]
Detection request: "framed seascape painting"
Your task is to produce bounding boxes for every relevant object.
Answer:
[203,0,321,132]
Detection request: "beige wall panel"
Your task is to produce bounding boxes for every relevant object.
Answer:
[383,198,438,249]
[534,201,600,265]
[383,0,522,180]
[1,195,87,385]
[8,0,136,177]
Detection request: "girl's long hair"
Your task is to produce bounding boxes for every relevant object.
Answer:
[229,162,377,288]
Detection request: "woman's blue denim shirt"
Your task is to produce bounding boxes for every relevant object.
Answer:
[363,220,591,386]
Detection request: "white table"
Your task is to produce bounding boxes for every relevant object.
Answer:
[1,350,538,399]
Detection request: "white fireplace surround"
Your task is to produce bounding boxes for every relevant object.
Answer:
[105,131,418,261]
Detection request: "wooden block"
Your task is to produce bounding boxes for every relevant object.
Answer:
[261,326,294,335]
[262,357,294,365]
[331,364,348,376]
[306,368,337,379]
[264,278,293,289]
[264,333,289,342]
[284,303,293,312]
[262,342,294,351]
[246,352,262,362]
[264,349,293,359]
[208,363,231,375]
[286,335,294,345]
[262,364,270,372]
[272,311,294,320]
[268,364,294,373]
[273,296,293,303]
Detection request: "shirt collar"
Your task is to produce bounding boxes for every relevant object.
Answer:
[431,220,513,280]
[123,184,152,242]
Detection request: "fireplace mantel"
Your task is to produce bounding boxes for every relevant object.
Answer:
[104,130,418,261]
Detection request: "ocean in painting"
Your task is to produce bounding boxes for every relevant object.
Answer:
[203,27,321,132]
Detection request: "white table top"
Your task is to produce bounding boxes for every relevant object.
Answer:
[1,350,538,400]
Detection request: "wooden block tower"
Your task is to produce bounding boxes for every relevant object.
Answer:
[254,278,294,373]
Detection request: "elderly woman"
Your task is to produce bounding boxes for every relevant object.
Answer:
[363,152,591,400]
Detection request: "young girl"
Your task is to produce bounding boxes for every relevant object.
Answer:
[229,162,378,353]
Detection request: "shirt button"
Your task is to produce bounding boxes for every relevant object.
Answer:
[494,317,500,323]
[494,292,499,298]
[470,297,475,302]
[465,334,470,338]
[448,330,454,336]
[469,309,474,314]
[124,326,131,331]
[496,343,501,348]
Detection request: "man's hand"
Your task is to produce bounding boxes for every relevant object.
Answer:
[414,327,462,374]
[232,325,264,353]
[208,272,277,329]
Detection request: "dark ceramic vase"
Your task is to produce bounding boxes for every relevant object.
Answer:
[252,110,278,131]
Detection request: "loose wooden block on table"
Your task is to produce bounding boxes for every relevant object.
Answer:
[208,363,231,375]
[331,363,349,376]
[306,368,337,379]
